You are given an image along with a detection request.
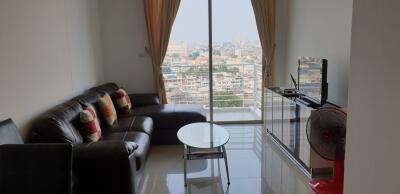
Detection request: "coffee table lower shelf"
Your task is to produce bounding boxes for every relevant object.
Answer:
[183,145,230,186]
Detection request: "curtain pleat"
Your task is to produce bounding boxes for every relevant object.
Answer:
[144,0,181,104]
[251,0,276,87]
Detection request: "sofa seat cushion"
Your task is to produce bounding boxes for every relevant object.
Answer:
[74,140,138,159]
[102,116,153,135]
[130,104,207,131]
[102,131,150,170]
[130,116,153,135]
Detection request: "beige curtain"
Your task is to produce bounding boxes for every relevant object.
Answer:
[251,0,276,87]
[144,0,181,104]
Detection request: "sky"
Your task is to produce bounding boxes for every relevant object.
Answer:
[169,0,260,43]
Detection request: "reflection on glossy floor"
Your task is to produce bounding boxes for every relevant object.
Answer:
[137,125,314,194]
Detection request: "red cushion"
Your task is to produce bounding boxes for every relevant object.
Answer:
[80,106,102,142]
[115,88,132,114]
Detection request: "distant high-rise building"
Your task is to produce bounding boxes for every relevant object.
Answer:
[168,43,188,56]
[234,48,242,58]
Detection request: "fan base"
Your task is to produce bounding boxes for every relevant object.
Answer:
[309,180,343,194]
[309,160,344,194]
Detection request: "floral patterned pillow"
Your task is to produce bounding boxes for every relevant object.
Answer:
[98,94,117,126]
[115,88,132,114]
[80,106,102,142]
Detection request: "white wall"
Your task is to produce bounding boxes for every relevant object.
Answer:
[344,0,400,193]
[99,0,156,94]
[277,0,353,106]
[0,0,104,137]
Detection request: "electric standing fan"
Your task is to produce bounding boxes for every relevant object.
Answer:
[306,107,347,194]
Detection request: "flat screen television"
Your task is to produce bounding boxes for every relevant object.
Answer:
[297,56,328,105]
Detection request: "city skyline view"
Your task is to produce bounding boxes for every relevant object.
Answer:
[162,41,263,121]
[163,0,262,121]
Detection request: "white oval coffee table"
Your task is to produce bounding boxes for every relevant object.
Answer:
[177,122,230,186]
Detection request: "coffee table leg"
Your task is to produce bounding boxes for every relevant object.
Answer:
[184,146,187,186]
[222,145,230,184]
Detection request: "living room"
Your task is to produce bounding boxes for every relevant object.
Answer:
[0,0,398,194]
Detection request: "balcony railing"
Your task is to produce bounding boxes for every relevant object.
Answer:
[162,63,263,121]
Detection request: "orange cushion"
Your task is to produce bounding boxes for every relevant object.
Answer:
[98,94,117,126]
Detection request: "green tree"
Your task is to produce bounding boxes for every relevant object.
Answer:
[188,51,200,60]
[213,91,243,108]
[212,49,221,56]
[185,67,208,76]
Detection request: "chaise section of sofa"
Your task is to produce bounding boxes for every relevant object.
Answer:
[91,82,207,144]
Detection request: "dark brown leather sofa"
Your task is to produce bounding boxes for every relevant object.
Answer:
[91,83,207,144]
[0,119,72,194]
[28,82,206,194]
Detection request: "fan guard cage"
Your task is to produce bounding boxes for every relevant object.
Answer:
[306,107,347,161]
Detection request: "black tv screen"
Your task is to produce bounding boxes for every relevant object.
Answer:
[297,56,328,105]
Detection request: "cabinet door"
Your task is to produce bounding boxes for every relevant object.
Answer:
[264,89,273,133]
[272,92,282,141]
[299,106,312,167]
[282,97,296,153]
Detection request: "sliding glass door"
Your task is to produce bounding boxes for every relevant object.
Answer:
[212,0,262,122]
[162,0,210,111]
[163,0,262,123]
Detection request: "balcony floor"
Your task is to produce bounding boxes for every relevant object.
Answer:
[206,108,261,122]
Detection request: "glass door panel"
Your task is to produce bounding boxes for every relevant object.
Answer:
[163,0,263,122]
[211,0,262,122]
[162,0,210,120]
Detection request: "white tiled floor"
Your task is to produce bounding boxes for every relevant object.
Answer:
[137,125,314,194]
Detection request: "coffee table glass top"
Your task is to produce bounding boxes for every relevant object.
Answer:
[177,122,230,149]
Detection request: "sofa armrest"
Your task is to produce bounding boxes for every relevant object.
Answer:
[0,143,72,194]
[73,141,138,194]
[129,93,160,107]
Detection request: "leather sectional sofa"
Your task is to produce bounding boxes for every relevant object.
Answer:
[0,119,72,194]
[28,82,207,194]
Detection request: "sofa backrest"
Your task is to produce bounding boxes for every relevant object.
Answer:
[28,83,122,144]
[29,100,84,144]
[90,82,119,96]
[73,90,103,118]
[91,82,162,108]
[90,82,123,113]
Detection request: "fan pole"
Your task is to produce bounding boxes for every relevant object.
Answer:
[332,160,344,190]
